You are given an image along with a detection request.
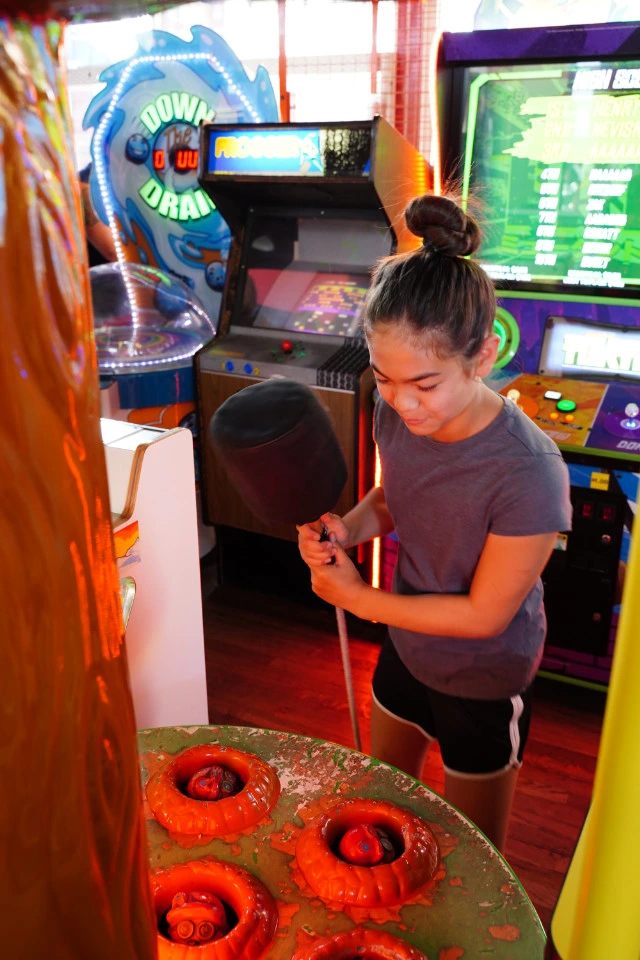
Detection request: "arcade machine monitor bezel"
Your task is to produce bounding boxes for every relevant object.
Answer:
[229,206,390,340]
[438,20,640,305]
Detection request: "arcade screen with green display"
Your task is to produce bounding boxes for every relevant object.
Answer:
[463,60,640,295]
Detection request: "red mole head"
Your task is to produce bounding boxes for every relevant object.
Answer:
[186,765,241,800]
[167,891,228,945]
[339,825,396,866]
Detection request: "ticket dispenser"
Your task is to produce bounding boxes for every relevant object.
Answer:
[102,418,208,728]
[196,118,430,571]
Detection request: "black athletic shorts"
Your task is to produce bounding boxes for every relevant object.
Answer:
[372,635,533,777]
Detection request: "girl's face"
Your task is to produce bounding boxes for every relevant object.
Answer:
[367,323,498,441]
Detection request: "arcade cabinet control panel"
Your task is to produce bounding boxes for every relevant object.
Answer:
[498,315,640,459]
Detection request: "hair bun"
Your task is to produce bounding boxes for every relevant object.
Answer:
[405,194,481,257]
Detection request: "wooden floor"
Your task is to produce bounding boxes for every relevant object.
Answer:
[202,573,606,932]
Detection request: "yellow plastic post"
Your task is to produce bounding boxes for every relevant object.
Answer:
[549,506,640,958]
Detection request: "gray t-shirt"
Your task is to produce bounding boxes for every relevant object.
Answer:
[374,395,573,700]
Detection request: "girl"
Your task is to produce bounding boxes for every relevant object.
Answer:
[297,193,572,853]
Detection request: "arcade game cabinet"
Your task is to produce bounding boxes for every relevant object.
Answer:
[196,118,430,580]
[438,21,640,687]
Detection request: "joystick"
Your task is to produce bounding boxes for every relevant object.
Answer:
[621,402,640,431]
[270,340,306,362]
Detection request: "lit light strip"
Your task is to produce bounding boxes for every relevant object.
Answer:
[93,51,263,329]
[428,29,443,195]
[371,443,383,589]
[98,347,199,371]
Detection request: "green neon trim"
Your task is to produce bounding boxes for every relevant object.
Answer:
[463,73,497,208]
[556,443,640,463]
[463,69,563,208]
[492,306,520,369]
[497,290,640,307]
[498,70,563,81]
[537,669,608,693]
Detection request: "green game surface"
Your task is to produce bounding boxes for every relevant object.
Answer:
[139,725,546,958]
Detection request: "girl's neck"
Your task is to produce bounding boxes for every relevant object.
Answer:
[431,382,504,443]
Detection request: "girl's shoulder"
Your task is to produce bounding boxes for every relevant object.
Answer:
[500,398,565,460]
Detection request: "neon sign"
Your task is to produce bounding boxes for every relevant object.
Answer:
[130,90,215,220]
[139,91,214,134]
[139,178,214,222]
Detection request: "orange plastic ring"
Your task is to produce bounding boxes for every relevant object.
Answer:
[153,858,277,959]
[146,744,280,837]
[292,927,429,959]
[295,798,439,907]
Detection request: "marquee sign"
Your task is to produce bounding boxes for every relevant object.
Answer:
[207,128,324,176]
[540,315,640,381]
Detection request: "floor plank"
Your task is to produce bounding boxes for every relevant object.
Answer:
[202,579,605,931]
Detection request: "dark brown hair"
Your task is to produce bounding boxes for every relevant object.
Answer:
[362,194,495,362]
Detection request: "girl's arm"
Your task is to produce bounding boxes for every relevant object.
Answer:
[341,485,394,547]
[80,180,117,261]
[313,531,558,639]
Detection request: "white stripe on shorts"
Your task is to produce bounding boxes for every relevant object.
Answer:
[508,694,524,767]
[443,693,525,780]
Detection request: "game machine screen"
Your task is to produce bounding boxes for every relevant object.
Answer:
[437,21,640,686]
[82,26,278,433]
[196,120,430,580]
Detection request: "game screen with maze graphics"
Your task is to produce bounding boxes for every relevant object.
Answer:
[234,213,384,336]
[463,60,640,295]
[245,270,369,337]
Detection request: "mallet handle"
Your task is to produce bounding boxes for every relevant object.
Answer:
[335,605,362,752]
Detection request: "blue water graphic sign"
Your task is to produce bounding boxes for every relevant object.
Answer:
[83,26,278,327]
